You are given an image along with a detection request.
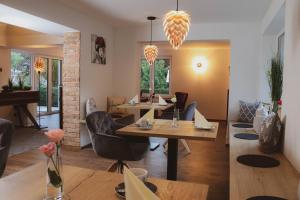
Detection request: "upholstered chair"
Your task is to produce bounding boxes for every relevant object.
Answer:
[86,111,148,173]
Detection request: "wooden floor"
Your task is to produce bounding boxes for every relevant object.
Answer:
[5,121,229,200]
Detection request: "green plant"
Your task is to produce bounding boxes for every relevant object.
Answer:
[267,55,283,112]
[18,75,24,90]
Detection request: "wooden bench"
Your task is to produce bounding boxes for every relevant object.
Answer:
[229,122,299,199]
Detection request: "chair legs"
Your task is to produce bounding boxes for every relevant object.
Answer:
[107,160,129,174]
[180,139,191,154]
[163,139,191,154]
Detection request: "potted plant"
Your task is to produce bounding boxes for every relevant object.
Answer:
[267,55,283,112]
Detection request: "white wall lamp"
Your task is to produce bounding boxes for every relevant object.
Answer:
[192,56,208,74]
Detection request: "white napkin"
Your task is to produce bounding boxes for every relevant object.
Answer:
[158,95,167,106]
[194,108,212,128]
[124,167,160,200]
[136,108,154,125]
[129,95,139,104]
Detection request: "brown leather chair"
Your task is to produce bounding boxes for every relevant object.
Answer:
[0,118,13,177]
[175,92,188,112]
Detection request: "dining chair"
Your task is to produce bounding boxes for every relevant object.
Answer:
[86,111,149,173]
[164,101,198,154]
[175,92,189,112]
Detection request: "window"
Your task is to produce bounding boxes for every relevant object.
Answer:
[140,58,171,95]
[10,50,32,87]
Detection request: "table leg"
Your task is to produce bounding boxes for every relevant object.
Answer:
[167,138,178,180]
[21,105,40,129]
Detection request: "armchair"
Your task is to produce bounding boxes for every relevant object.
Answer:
[86,111,148,173]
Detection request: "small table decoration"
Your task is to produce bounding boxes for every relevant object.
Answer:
[39,129,64,200]
[171,96,179,128]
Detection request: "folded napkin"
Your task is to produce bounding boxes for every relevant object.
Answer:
[136,108,154,125]
[158,95,167,106]
[194,108,212,128]
[124,167,160,200]
[129,95,139,104]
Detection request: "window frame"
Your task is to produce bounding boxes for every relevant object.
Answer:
[10,49,34,87]
[139,56,172,97]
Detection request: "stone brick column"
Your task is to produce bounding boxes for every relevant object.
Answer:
[62,32,80,147]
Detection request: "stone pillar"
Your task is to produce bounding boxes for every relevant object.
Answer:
[62,32,80,147]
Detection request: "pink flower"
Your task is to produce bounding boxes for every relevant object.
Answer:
[45,129,64,143]
[39,142,56,157]
[277,99,282,106]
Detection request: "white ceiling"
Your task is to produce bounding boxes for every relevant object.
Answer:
[0,4,77,35]
[60,0,272,26]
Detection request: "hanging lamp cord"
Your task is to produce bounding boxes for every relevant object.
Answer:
[150,19,153,45]
[176,0,179,11]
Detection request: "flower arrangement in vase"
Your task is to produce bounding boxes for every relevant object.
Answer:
[39,129,64,200]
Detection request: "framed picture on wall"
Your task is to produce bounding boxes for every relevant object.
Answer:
[278,33,285,66]
[91,34,106,65]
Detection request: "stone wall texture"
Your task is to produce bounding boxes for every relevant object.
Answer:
[62,32,80,147]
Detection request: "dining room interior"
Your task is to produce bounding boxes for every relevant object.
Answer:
[0,0,300,200]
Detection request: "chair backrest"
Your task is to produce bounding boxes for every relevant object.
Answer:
[175,92,188,111]
[0,118,13,177]
[86,98,98,116]
[85,111,114,153]
[107,96,127,114]
[183,101,198,121]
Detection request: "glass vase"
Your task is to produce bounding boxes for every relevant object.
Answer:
[45,144,63,200]
[172,108,180,128]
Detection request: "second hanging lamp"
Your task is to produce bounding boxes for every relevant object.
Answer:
[144,16,158,66]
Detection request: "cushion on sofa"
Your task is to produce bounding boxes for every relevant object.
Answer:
[239,100,260,123]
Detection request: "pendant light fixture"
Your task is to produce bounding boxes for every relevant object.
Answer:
[163,0,191,50]
[144,16,158,66]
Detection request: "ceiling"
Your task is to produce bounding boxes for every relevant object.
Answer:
[60,0,272,26]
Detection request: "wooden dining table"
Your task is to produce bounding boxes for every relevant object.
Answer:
[117,102,173,151]
[117,119,219,180]
[116,102,173,111]
[0,162,209,200]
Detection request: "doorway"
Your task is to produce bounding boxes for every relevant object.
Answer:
[36,57,62,115]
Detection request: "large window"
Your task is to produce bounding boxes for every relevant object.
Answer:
[11,50,32,87]
[140,58,171,95]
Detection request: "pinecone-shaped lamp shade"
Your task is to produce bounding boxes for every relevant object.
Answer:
[144,44,158,65]
[34,57,45,73]
[163,10,190,50]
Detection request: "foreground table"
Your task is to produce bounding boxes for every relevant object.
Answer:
[0,162,209,200]
[117,119,219,180]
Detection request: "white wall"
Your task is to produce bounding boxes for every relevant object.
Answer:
[258,0,285,104]
[114,22,262,120]
[282,0,300,173]
[0,0,115,119]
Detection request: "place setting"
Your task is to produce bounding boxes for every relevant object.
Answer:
[115,167,158,199]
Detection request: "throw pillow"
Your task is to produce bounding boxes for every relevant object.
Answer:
[239,100,260,123]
